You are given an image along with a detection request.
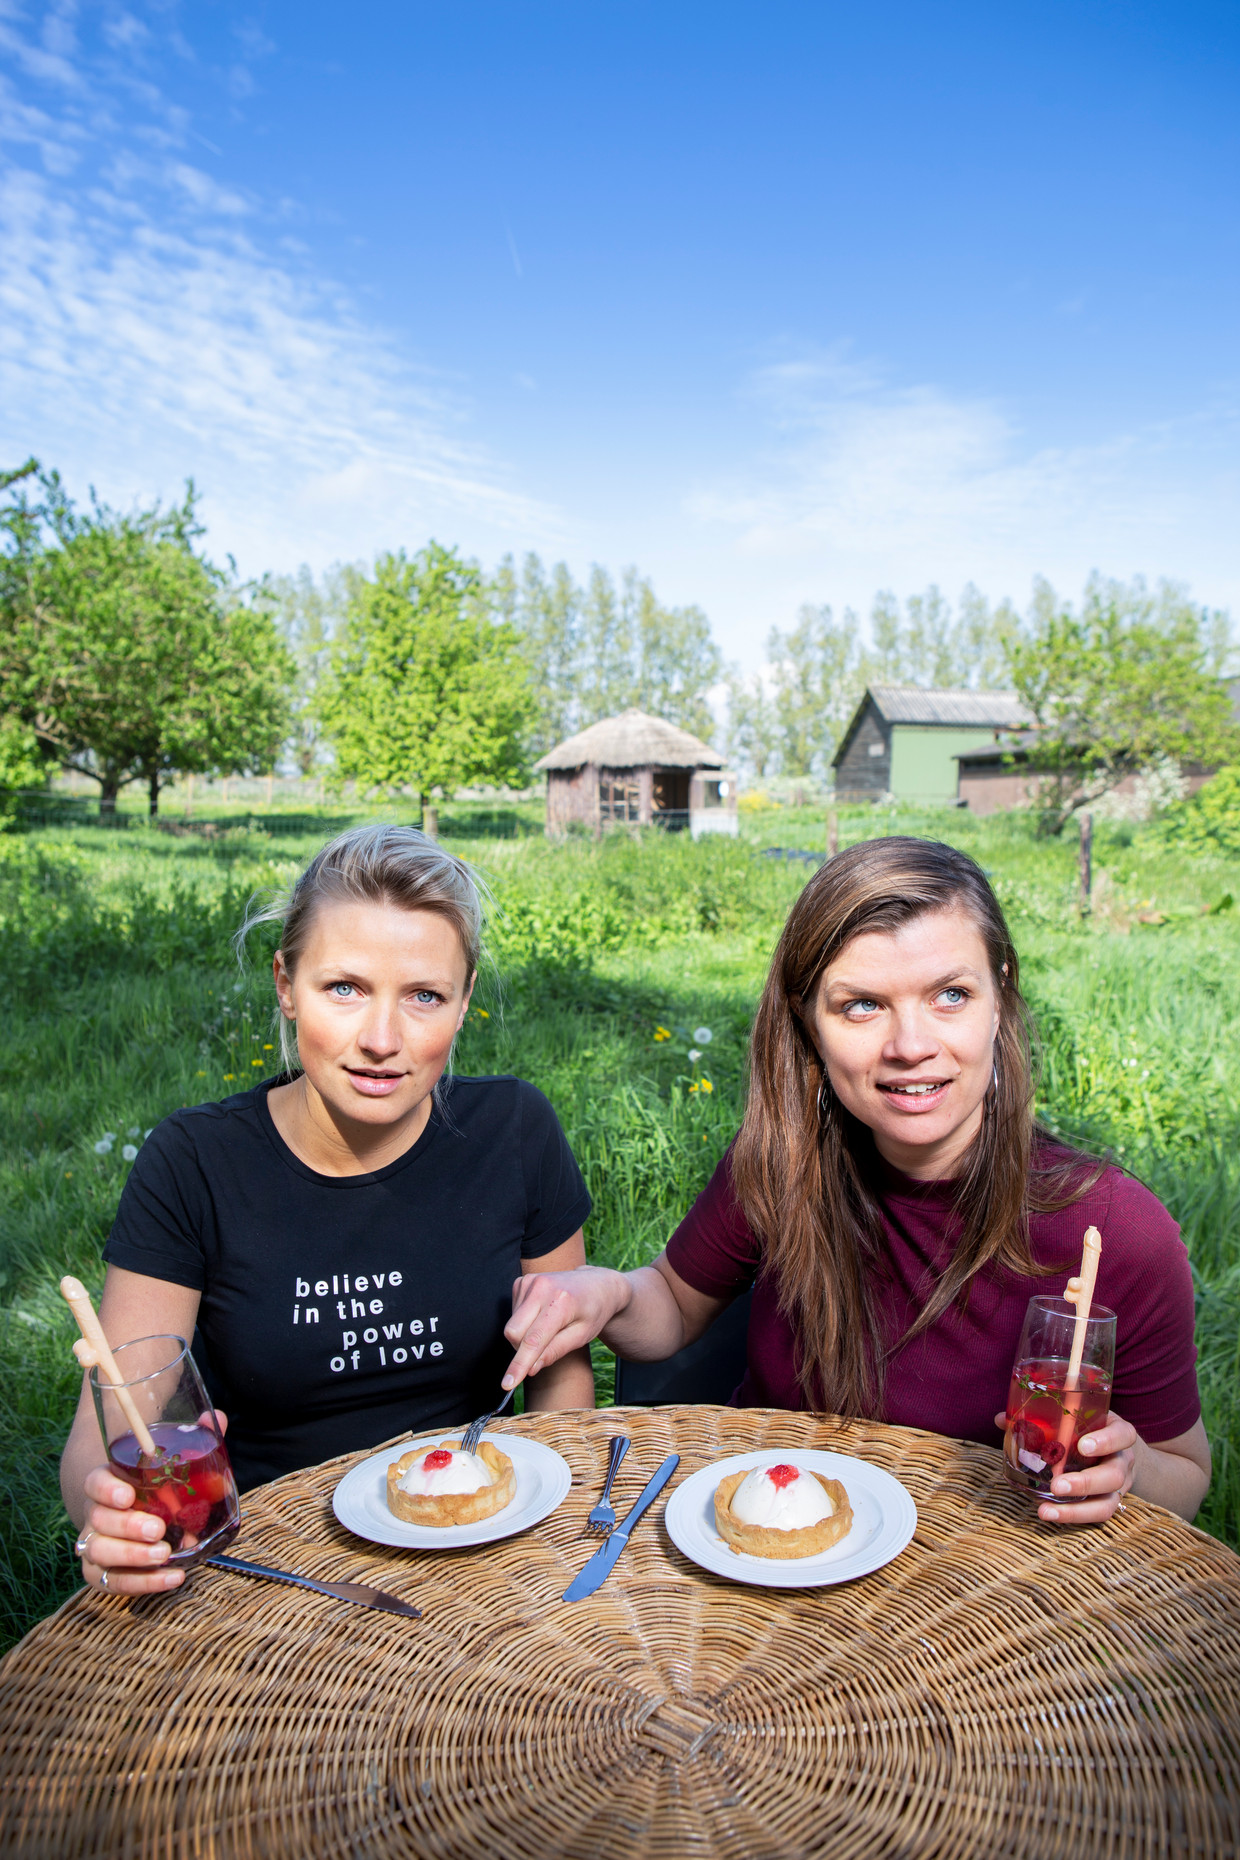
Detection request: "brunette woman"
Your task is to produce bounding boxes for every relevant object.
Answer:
[504,836,1210,1524]
[63,823,595,1595]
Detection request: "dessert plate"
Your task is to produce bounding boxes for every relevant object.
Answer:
[664,1449,917,1588]
[333,1433,572,1550]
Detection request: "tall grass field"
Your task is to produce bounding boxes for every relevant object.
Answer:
[2,796,1238,1652]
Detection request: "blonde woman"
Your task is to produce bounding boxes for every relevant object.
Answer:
[62,824,594,1595]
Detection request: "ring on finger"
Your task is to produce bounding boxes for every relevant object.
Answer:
[99,1568,110,1592]
[1116,1498,1127,1515]
[74,1529,96,1559]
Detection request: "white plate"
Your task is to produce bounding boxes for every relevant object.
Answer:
[664,1449,917,1588]
[332,1433,572,1550]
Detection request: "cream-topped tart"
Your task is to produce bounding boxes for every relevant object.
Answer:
[713,1461,852,1559]
[386,1436,516,1525]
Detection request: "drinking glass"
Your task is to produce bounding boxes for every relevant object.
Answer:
[1002,1295,1117,1504]
[90,1334,240,1566]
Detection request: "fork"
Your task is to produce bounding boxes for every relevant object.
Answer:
[584,1435,630,1535]
[461,1386,515,1454]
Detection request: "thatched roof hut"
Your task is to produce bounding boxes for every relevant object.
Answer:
[534,708,737,837]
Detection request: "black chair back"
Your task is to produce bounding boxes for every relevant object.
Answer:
[613,1289,753,1406]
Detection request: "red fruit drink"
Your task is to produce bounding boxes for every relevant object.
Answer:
[1003,1357,1112,1499]
[109,1422,240,1560]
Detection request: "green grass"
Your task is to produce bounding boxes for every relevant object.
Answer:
[2,797,1238,1651]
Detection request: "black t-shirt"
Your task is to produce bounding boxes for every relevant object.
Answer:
[103,1075,592,1491]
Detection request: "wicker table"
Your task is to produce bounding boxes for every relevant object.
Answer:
[3,1405,1239,1859]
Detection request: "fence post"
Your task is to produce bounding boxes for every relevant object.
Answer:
[826,808,838,857]
[1079,811,1093,915]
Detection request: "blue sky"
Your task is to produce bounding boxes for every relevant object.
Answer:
[1,1,1237,666]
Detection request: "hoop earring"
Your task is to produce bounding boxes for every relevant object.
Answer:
[817,1074,833,1123]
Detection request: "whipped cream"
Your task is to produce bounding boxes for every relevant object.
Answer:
[397,1446,496,1497]
[730,1463,834,1531]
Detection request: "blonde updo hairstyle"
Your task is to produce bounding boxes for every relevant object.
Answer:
[236,822,486,1077]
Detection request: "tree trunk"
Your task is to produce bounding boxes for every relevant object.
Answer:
[148,768,160,818]
[1078,811,1093,915]
[99,780,120,821]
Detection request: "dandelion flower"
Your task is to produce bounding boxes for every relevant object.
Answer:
[223,1074,236,1081]
[263,1043,274,1050]
[693,1027,713,1044]
[688,1082,699,1094]
[196,1070,207,1077]
[93,1138,113,1155]
[64,1171,72,1178]
[478,1009,490,1018]
[654,1026,672,1042]
[688,1048,701,1063]
[699,1077,714,1093]
[122,1144,138,1161]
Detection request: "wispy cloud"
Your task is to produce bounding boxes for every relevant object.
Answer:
[0,5,559,570]
[685,347,1240,638]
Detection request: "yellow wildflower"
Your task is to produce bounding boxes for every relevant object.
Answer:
[252,1059,263,1066]
[223,1074,236,1081]
[263,1043,274,1050]
[653,1026,672,1042]
[699,1077,714,1093]
[477,1009,490,1018]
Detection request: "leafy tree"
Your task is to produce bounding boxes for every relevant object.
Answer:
[491,552,581,758]
[629,571,721,739]
[1006,574,1238,834]
[725,671,779,780]
[869,582,1018,690]
[263,562,358,776]
[317,543,532,832]
[765,603,869,778]
[1,474,293,815]
[493,554,723,748]
[577,564,633,726]
[0,461,48,814]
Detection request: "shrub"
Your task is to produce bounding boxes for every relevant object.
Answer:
[1162,766,1240,854]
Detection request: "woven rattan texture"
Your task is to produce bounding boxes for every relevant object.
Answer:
[2,1406,1238,1859]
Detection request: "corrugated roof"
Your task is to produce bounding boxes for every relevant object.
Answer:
[534,708,724,773]
[868,686,1031,727]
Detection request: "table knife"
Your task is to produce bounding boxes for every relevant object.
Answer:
[207,1552,420,1618]
[562,1453,679,1602]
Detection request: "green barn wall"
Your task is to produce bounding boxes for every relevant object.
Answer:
[888,726,1000,801]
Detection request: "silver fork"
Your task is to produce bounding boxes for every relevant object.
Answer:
[461,1386,515,1454]
[584,1435,630,1535]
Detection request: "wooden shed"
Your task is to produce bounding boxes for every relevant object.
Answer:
[832,686,1031,804]
[534,709,738,838]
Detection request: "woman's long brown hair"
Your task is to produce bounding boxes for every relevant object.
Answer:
[731,835,1095,1417]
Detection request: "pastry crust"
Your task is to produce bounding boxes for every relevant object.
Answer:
[713,1467,853,1559]
[386,1437,516,1526]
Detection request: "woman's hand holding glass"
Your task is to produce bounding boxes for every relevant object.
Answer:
[995,1405,1137,1524]
[75,1407,230,1595]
